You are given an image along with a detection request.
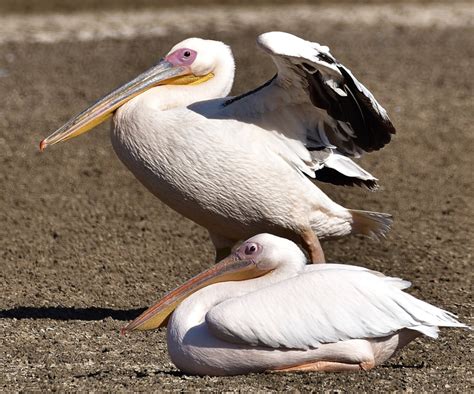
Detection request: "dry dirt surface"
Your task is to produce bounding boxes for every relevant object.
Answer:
[1,2,473,392]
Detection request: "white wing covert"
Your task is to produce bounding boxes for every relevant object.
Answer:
[205,266,464,350]
[221,32,396,190]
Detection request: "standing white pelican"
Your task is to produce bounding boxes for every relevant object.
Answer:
[40,32,396,262]
[122,234,467,376]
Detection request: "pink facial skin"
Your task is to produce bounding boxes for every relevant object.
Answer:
[165,48,197,67]
[235,242,262,260]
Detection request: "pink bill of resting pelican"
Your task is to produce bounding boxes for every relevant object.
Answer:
[40,32,396,262]
[122,234,467,376]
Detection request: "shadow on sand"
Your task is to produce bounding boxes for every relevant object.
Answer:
[0,306,146,321]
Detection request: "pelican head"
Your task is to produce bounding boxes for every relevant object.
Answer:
[121,233,307,333]
[239,233,307,272]
[40,37,234,151]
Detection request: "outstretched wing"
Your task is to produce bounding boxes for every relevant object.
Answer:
[205,265,463,350]
[220,32,396,189]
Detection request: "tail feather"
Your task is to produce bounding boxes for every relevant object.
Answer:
[350,209,393,239]
[397,292,470,337]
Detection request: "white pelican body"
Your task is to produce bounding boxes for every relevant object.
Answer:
[41,32,396,262]
[113,100,352,246]
[123,234,467,376]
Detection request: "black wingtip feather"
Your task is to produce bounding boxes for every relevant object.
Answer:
[314,167,379,191]
[303,61,395,155]
[337,65,396,152]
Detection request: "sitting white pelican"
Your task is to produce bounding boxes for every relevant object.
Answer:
[122,234,467,376]
[40,32,396,262]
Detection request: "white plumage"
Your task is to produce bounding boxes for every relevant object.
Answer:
[41,32,396,262]
[123,234,467,376]
[205,266,454,349]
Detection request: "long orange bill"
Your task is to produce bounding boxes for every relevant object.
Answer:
[39,60,188,151]
[121,254,268,334]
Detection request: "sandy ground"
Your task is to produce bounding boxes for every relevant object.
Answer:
[1,2,473,391]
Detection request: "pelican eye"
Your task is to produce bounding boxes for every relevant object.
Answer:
[244,243,258,255]
[166,48,197,66]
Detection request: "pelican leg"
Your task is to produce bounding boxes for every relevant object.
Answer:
[300,229,325,263]
[271,359,375,373]
[208,231,235,263]
[215,247,232,262]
